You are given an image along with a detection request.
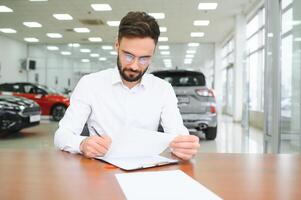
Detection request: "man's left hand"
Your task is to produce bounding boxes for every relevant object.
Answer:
[169,135,200,160]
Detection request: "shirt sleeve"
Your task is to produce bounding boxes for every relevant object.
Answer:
[54,76,92,154]
[160,83,189,135]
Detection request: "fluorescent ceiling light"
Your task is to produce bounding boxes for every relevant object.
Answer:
[47,33,62,38]
[24,37,39,42]
[148,13,165,19]
[102,45,113,50]
[53,14,73,20]
[110,51,117,55]
[47,46,59,51]
[0,28,17,33]
[23,22,42,28]
[61,51,71,55]
[91,4,112,11]
[81,59,90,63]
[99,57,107,61]
[193,20,210,26]
[160,51,170,55]
[160,27,167,32]
[159,45,169,50]
[292,20,301,26]
[188,42,200,47]
[186,50,196,54]
[89,37,102,42]
[107,21,120,26]
[68,43,80,47]
[198,3,218,10]
[184,59,192,64]
[80,49,91,53]
[159,37,168,42]
[0,5,13,12]
[268,33,274,38]
[29,0,48,2]
[190,32,205,37]
[74,28,90,33]
[294,37,301,42]
[163,59,172,63]
[90,53,100,57]
[186,54,194,58]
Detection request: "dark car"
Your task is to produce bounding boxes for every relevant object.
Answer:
[0,94,41,135]
[152,70,217,140]
[0,82,69,121]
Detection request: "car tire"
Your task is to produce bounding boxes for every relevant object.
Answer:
[51,104,66,121]
[204,126,217,140]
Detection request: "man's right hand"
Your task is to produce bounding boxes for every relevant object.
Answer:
[80,135,112,158]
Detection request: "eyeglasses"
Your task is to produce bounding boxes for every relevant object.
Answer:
[120,51,152,66]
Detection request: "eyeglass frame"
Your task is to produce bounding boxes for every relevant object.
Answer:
[119,50,152,66]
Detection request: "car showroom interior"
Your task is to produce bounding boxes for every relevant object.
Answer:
[0,0,300,199]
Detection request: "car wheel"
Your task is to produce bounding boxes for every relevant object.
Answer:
[51,105,66,121]
[204,126,217,140]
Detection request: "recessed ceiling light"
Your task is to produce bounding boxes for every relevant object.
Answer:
[110,51,117,55]
[90,53,100,57]
[53,14,73,20]
[91,4,112,11]
[29,0,48,2]
[185,54,194,58]
[23,22,42,28]
[160,27,167,32]
[198,3,218,10]
[148,13,165,19]
[160,51,170,55]
[102,45,113,50]
[89,37,102,42]
[0,5,13,12]
[163,59,172,63]
[159,37,168,42]
[61,51,71,55]
[184,59,192,64]
[68,43,80,47]
[188,43,200,47]
[186,50,196,54]
[0,28,17,33]
[47,33,62,38]
[99,57,107,61]
[107,21,120,26]
[81,59,90,63]
[80,49,91,53]
[190,32,205,37]
[74,28,90,33]
[24,37,39,42]
[193,20,210,26]
[159,45,169,50]
[47,46,59,51]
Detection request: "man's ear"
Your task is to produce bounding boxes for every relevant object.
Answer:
[114,39,119,52]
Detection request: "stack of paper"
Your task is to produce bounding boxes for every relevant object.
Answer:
[116,170,223,200]
[95,127,179,170]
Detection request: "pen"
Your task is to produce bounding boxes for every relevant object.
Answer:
[91,126,102,137]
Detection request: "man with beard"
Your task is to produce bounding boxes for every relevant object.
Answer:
[54,11,199,160]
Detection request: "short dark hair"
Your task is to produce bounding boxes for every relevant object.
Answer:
[118,11,160,45]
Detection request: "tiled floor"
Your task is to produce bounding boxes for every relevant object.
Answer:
[0,115,266,154]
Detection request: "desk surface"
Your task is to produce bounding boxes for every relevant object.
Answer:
[0,150,300,200]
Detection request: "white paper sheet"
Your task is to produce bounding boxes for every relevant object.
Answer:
[102,127,177,158]
[115,170,223,200]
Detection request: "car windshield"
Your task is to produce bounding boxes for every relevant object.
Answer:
[37,85,61,95]
[152,71,206,87]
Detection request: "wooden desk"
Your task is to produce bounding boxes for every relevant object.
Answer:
[0,150,300,200]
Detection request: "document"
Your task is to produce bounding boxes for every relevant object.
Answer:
[116,170,223,200]
[95,127,179,170]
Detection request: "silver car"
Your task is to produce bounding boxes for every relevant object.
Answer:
[152,70,217,140]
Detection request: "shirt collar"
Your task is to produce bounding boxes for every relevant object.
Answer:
[111,67,150,89]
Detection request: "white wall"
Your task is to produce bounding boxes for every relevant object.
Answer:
[0,35,27,82]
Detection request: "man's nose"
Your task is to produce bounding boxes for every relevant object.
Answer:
[129,58,140,71]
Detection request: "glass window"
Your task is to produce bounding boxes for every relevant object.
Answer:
[282,8,293,34]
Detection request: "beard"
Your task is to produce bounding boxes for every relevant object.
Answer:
[117,55,149,82]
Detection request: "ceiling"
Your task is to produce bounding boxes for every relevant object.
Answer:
[0,0,259,71]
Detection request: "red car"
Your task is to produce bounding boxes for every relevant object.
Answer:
[0,82,70,121]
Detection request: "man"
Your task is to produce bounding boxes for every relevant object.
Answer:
[54,11,199,160]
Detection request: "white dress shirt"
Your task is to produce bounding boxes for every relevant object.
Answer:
[54,67,188,154]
